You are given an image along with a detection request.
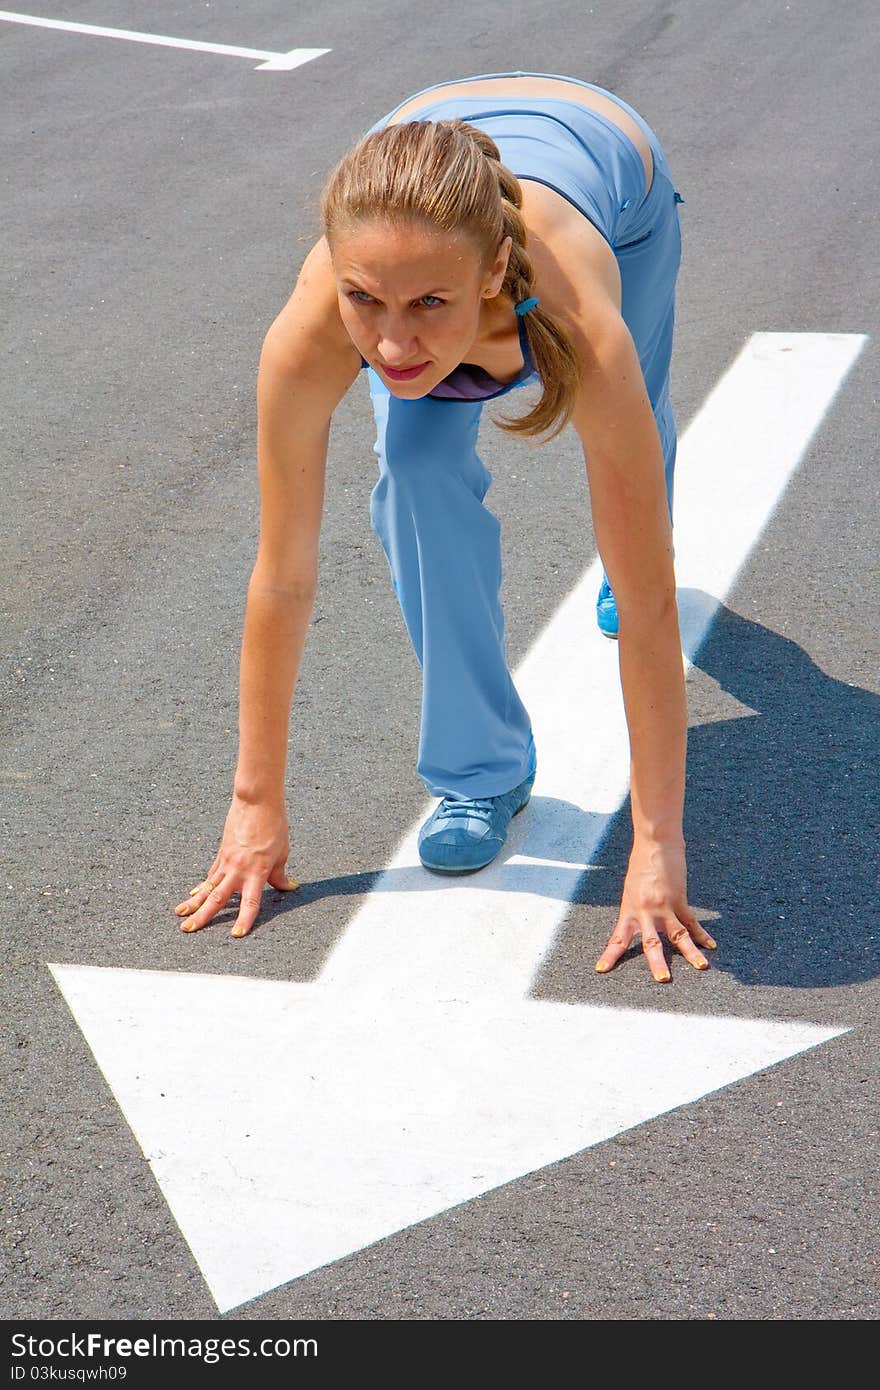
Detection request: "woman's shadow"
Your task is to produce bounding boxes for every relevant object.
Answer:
[547,588,879,990]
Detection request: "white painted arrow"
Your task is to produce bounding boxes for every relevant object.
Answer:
[49,333,865,1311]
[50,966,845,1314]
[0,12,330,71]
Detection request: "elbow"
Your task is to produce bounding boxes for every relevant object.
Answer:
[609,545,677,618]
[616,582,679,637]
[248,562,318,603]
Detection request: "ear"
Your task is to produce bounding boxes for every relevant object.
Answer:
[481,234,513,298]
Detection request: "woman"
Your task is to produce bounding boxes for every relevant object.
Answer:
[174,71,717,981]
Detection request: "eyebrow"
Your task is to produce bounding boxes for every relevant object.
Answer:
[340,279,455,296]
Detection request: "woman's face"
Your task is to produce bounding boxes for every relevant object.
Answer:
[331,218,512,395]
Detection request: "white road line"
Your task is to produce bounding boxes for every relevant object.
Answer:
[0,11,330,70]
[49,331,866,1311]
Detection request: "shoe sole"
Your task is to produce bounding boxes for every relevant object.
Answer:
[418,790,533,875]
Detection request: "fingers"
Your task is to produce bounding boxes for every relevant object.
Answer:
[267,859,300,893]
[595,918,636,974]
[686,917,718,951]
[667,920,709,971]
[596,914,718,981]
[175,860,300,938]
[174,874,219,917]
[640,924,671,983]
[230,865,300,935]
[178,872,236,933]
[596,916,674,982]
[230,881,265,939]
[183,857,222,902]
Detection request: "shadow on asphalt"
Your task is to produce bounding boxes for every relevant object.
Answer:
[554,589,879,990]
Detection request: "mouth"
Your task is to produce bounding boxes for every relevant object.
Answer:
[379,361,430,382]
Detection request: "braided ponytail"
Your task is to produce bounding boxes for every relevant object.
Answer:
[452,122,580,441]
[321,117,581,441]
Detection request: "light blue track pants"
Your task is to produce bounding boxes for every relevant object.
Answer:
[366,164,683,801]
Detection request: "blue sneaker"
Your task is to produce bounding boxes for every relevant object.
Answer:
[418,742,537,874]
[596,575,619,639]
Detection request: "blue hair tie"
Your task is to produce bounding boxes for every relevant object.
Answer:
[514,296,540,316]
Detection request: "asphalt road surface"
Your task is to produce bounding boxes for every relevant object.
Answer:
[2,0,878,1321]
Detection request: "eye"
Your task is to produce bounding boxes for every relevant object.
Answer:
[419,295,445,308]
[348,290,375,305]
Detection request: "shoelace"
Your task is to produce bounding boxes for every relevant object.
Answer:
[437,796,497,822]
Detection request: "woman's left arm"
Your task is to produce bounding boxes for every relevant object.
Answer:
[539,219,717,978]
[525,201,716,979]
[565,292,716,980]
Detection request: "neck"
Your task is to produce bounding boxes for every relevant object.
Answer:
[460,291,527,382]
[474,291,516,350]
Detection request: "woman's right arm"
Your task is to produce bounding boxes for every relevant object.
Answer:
[175,237,362,937]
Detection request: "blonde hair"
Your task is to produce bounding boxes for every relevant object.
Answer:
[320,119,580,442]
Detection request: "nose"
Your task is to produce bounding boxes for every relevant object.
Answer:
[377,317,422,367]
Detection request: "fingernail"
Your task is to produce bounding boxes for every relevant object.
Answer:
[189,887,199,896]
[595,962,608,974]
[707,938,718,949]
[286,877,300,891]
[658,972,671,983]
[231,928,246,938]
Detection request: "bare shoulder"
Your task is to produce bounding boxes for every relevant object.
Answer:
[262,235,361,379]
[519,180,623,348]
